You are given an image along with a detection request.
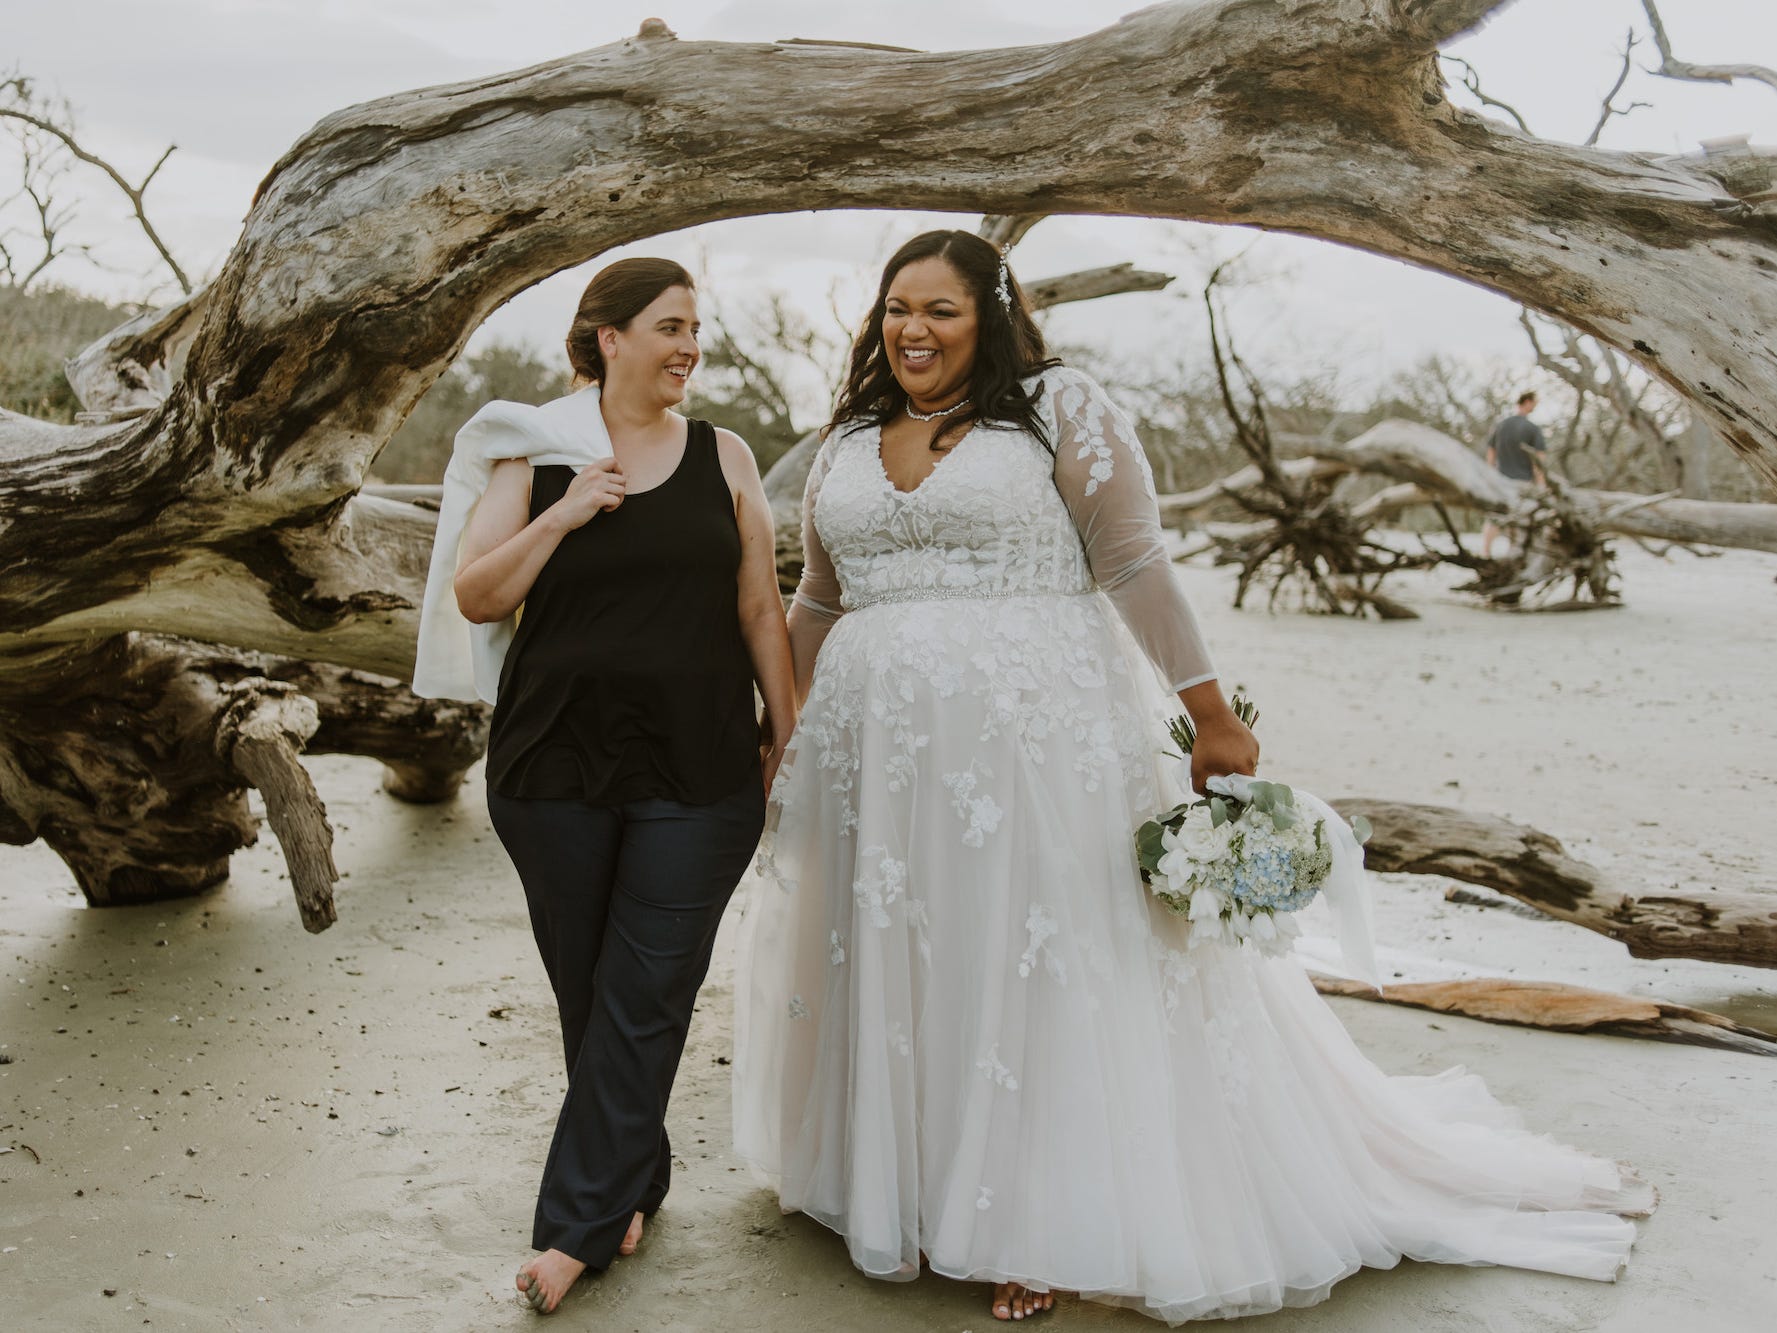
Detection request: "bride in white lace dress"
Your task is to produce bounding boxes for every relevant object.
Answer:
[732,230,1652,1324]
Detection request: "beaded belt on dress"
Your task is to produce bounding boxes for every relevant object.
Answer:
[844,585,1095,611]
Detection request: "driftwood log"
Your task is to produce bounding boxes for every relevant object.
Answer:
[4,1,1776,908]
[1162,416,1777,610]
[1161,420,1777,552]
[1340,798,1777,969]
[1310,974,1777,1057]
[0,634,487,915]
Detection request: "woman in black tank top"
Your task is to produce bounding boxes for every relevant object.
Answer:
[452,259,795,1315]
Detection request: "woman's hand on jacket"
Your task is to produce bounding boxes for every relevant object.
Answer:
[548,457,626,530]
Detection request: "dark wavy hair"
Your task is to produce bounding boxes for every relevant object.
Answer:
[827,230,1059,452]
[564,257,695,385]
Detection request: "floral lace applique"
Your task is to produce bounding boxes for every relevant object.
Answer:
[1072,717,1121,794]
[976,1186,994,1212]
[976,1044,1020,1092]
[1151,938,1197,1030]
[1057,377,1117,497]
[1019,905,1066,984]
[829,931,846,966]
[943,764,1004,848]
[905,896,932,967]
[887,1021,911,1056]
[1203,1012,1251,1110]
[851,844,907,928]
[788,995,810,1021]
[755,843,798,895]
[885,751,919,793]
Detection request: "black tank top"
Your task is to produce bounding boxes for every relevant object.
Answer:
[485,419,759,805]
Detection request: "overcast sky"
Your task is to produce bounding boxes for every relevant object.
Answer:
[8,0,1775,409]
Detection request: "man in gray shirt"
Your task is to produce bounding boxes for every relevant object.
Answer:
[1481,390,1548,558]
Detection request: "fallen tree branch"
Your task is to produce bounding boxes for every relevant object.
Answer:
[1158,419,1777,553]
[218,691,337,933]
[1641,0,1777,97]
[1336,798,1777,969]
[1022,262,1175,307]
[1311,973,1777,1057]
[1156,456,1351,523]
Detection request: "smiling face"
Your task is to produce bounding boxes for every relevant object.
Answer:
[600,284,699,408]
[882,256,979,411]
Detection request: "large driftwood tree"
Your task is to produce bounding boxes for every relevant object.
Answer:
[4,1,1776,919]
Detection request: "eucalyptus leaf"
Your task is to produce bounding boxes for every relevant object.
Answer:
[1351,813,1373,846]
[1136,819,1167,874]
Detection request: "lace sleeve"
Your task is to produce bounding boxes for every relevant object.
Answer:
[1047,368,1216,693]
[787,433,845,699]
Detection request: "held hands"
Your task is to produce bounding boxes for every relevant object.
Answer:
[551,457,626,529]
[760,709,794,797]
[762,740,789,796]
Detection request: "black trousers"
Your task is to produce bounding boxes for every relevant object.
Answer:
[488,776,765,1268]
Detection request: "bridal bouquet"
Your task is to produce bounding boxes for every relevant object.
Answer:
[1135,697,1371,959]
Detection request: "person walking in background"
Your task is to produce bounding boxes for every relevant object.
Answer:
[1481,390,1549,558]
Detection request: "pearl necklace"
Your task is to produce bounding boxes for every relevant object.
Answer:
[904,396,972,422]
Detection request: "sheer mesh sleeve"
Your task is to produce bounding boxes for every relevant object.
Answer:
[1047,368,1217,693]
[787,433,845,699]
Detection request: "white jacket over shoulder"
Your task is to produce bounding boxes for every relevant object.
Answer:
[411,385,614,703]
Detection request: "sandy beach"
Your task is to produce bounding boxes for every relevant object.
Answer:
[4,544,1775,1332]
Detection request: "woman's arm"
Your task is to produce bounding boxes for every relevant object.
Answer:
[786,436,846,706]
[1047,368,1258,792]
[716,429,798,789]
[453,456,625,624]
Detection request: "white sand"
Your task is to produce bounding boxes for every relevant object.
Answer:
[3,545,1774,1332]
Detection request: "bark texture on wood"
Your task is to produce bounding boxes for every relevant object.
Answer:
[0,637,267,904]
[1339,798,1777,969]
[1311,973,1777,1057]
[0,633,482,923]
[262,660,489,803]
[222,693,338,933]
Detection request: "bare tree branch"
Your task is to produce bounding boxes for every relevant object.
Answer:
[1583,30,1653,147]
[1641,0,1777,96]
[0,75,190,294]
[977,214,1044,250]
[1440,54,1532,132]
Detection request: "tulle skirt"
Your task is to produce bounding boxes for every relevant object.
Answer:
[732,592,1650,1323]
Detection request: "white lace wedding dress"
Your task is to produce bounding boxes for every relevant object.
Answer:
[732,367,1651,1323]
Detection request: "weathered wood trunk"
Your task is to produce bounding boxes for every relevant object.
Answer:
[3,0,1775,909]
[1341,798,1777,969]
[0,634,485,920]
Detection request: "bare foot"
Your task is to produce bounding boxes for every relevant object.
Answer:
[618,1211,645,1256]
[991,1282,1055,1321]
[516,1249,586,1315]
